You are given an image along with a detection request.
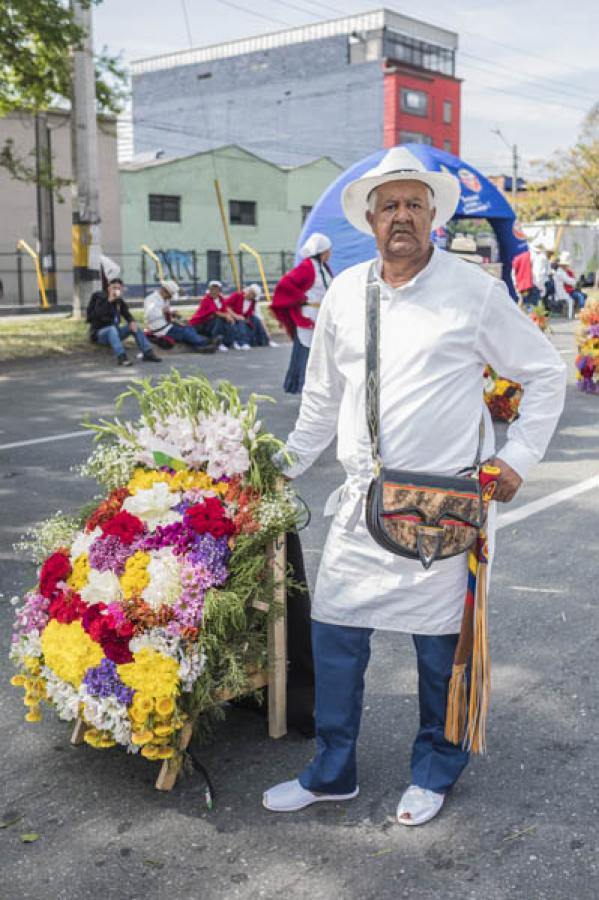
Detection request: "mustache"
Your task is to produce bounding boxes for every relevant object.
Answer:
[390,226,414,235]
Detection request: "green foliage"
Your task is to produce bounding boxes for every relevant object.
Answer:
[0,0,126,116]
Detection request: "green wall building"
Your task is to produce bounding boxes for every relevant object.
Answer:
[119,145,342,293]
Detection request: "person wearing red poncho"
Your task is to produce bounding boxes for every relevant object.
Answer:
[272,233,333,393]
[189,280,251,352]
[225,283,278,348]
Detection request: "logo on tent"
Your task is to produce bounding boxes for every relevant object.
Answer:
[458,168,482,193]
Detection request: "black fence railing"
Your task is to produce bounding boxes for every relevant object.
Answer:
[0,249,298,308]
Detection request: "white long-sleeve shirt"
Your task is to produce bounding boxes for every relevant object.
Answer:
[553,266,577,301]
[532,250,551,292]
[144,290,172,335]
[281,247,567,633]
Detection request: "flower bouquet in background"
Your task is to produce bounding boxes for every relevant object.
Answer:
[10,371,300,770]
[528,301,550,333]
[574,298,599,394]
[483,366,523,423]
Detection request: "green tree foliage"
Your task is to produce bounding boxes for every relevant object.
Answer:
[0,0,126,115]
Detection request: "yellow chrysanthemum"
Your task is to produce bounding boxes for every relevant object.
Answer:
[10,674,27,687]
[140,744,160,760]
[169,470,212,492]
[118,648,179,699]
[153,724,175,738]
[25,708,42,723]
[131,692,154,713]
[155,696,175,718]
[212,480,229,496]
[68,553,91,591]
[131,729,154,746]
[127,468,171,494]
[41,620,104,687]
[23,656,41,676]
[120,551,151,599]
[155,746,175,760]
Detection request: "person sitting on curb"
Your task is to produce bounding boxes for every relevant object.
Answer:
[226,283,279,348]
[144,280,216,353]
[189,280,251,352]
[87,277,161,367]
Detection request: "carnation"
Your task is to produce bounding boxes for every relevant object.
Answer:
[141,549,183,611]
[122,483,182,531]
[80,569,123,606]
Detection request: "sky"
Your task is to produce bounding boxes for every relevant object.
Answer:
[94,0,599,177]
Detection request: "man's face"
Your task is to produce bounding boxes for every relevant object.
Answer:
[107,282,122,302]
[209,285,221,298]
[365,180,435,261]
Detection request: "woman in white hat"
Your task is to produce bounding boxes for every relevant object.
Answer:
[552,251,578,318]
[272,232,333,393]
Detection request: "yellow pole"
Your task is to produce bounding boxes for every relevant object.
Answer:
[17,240,49,310]
[214,179,241,291]
[141,244,165,283]
[239,242,271,303]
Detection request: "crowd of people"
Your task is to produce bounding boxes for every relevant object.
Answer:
[87,278,278,366]
[512,243,587,317]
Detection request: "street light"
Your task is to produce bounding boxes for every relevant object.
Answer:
[491,128,518,213]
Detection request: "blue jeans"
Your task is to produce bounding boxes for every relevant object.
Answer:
[167,322,210,347]
[96,323,151,358]
[194,316,248,348]
[571,289,587,309]
[247,314,269,347]
[299,621,469,796]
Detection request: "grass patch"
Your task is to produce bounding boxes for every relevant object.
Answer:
[0,315,92,362]
[0,305,286,362]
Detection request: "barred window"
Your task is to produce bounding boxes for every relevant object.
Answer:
[229,200,257,226]
[148,194,181,222]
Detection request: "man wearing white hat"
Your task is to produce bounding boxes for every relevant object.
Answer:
[554,251,585,317]
[144,280,216,352]
[263,146,566,825]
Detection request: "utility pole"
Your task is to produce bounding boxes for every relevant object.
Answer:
[492,128,519,215]
[35,113,57,306]
[70,0,102,319]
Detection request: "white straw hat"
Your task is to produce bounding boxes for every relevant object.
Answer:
[342,146,461,234]
[300,232,332,258]
[161,279,179,298]
[246,283,262,297]
[558,250,572,266]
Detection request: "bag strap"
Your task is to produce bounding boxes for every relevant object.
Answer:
[364,261,484,476]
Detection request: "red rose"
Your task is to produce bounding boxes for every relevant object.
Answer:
[47,590,86,624]
[39,551,72,599]
[185,498,234,538]
[101,510,144,545]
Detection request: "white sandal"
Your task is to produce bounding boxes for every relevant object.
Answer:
[263,779,359,812]
[396,785,445,826]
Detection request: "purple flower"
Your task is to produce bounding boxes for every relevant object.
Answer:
[82,658,134,706]
[187,533,229,586]
[12,592,50,641]
[142,521,197,556]
[88,534,138,575]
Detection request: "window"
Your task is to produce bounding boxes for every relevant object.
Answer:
[399,130,432,145]
[400,88,428,117]
[443,100,453,125]
[443,139,452,153]
[229,200,256,226]
[301,205,312,224]
[149,194,181,222]
[384,32,456,76]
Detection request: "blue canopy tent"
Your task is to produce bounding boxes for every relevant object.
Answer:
[297,144,528,299]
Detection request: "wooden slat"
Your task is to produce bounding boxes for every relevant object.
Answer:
[155,721,193,791]
[267,532,287,739]
[70,717,87,745]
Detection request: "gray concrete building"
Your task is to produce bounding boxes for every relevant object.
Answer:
[131,9,459,168]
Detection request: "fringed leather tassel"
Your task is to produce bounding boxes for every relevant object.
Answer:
[444,662,468,745]
[465,545,490,754]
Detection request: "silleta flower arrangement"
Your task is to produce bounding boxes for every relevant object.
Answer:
[10,372,299,768]
[574,298,599,394]
[483,366,523,424]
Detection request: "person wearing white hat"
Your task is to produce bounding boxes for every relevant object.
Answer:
[530,240,552,300]
[263,146,566,825]
[552,252,578,318]
[225,283,278,348]
[272,232,333,393]
[143,280,216,353]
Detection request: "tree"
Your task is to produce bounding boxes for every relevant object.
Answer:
[0,0,126,190]
[516,105,599,222]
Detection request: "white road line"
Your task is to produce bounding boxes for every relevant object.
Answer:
[496,473,599,530]
[508,586,566,594]
[0,430,90,451]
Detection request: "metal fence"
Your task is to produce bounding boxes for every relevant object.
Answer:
[0,249,298,308]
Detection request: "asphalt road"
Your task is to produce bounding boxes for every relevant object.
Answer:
[1,321,598,900]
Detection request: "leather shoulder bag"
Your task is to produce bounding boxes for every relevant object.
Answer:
[364,262,484,570]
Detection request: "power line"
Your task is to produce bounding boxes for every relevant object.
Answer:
[180,0,193,49]
[212,0,294,28]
